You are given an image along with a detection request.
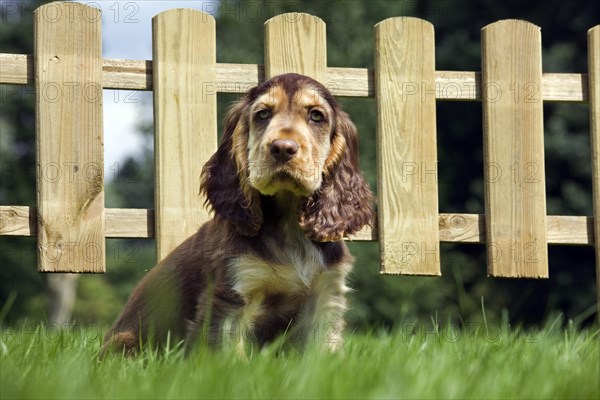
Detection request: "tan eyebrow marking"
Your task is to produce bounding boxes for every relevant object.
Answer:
[253,86,288,111]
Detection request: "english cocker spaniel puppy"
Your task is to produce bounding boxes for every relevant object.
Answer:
[101,73,373,357]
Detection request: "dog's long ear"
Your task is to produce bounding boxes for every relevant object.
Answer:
[200,98,262,236]
[300,109,373,242]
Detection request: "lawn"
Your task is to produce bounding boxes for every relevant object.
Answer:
[1,321,598,399]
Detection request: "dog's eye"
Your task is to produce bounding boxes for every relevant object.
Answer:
[309,110,325,123]
[257,109,271,120]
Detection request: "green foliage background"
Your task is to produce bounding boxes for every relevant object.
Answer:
[1,0,598,329]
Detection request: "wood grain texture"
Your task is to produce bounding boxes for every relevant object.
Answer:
[438,214,484,243]
[375,18,440,275]
[0,206,37,236]
[587,26,600,320]
[0,53,33,84]
[264,13,326,80]
[152,9,217,261]
[0,207,154,239]
[542,73,588,102]
[2,206,593,245]
[104,209,155,238]
[0,53,589,101]
[482,20,548,278]
[103,58,151,90]
[438,214,593,245]
[34,2,105,272]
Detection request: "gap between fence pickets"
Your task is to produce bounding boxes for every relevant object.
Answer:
[0,54,589,102]
[0,206,593,245]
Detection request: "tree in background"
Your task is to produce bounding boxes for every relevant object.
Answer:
[1,0,598,329]
[1,0,48,322]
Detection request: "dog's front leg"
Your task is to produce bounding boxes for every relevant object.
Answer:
[231,291,265,358]
[294,263,351,351]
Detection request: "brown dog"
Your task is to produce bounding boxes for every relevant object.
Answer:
[100,73,373,356]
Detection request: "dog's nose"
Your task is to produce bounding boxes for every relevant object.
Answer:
[270,139,299,162]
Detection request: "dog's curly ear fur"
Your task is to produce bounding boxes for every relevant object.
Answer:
[200,99,262,236]
[300,109,374,242]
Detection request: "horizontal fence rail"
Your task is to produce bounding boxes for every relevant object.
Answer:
[0,53,590,101]
[1,206,594,245]
[0,0,598,315]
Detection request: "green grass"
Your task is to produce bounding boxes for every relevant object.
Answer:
[1,322,598,399]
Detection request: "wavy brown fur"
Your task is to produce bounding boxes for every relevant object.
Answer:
[101,73,373,358]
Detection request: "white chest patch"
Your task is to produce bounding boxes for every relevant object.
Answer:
[229,242,325,300]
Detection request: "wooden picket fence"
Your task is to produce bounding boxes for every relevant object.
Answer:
[0,3,599,312]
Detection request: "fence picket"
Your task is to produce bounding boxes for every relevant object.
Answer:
[374,18,441,275]
[34,2,105,272]
[481,20,548,278]
[152,9,217,260]
[587,25,600,320]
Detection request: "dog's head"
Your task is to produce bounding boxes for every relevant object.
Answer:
[201,73,373,241]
